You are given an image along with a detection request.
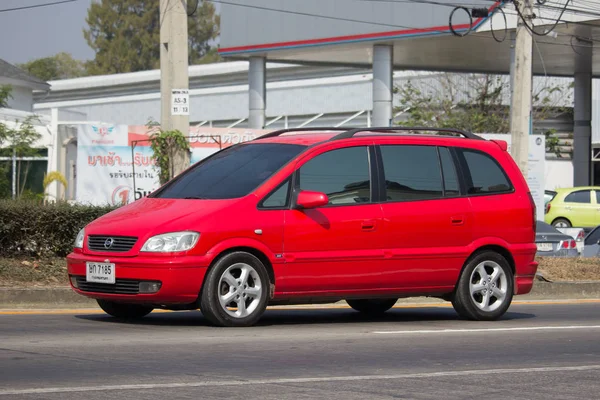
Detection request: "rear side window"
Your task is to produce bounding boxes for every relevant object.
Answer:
[458,149,512,195]
[380,145,443,201]
[565,190,591,204]
[298,146,371,205]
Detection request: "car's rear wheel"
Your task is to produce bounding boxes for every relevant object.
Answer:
[346,298,397,314]
[552,218,571,228]
[200,251,270,327]
[451,251,514,321]
[97,299,153,319]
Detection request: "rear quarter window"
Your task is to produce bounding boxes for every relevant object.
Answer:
[457,148,513,195]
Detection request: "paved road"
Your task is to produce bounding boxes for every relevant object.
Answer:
[1,301,600,399]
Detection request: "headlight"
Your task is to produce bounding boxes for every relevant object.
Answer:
[74,228,85,249]
[141,231,200,253]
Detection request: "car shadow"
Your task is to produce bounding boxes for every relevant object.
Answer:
[74,306,535,328]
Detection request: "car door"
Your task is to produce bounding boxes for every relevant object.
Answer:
[376,144,473,289]
[563,189,595,227]
[280,144,385,294]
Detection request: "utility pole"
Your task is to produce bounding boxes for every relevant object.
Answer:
[510,0,533,178]
[160,0,190,178]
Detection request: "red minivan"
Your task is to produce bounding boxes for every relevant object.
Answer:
[67,127,538,327]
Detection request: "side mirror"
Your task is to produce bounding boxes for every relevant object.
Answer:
[296,190,328,209]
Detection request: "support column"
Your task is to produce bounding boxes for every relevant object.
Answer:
[249,56,266,129]
[508,30,516,129]
[372,45,393,127]
[573,37,593,186]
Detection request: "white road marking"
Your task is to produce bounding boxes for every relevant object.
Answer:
[372,325,600,334]
[1,365,600,395]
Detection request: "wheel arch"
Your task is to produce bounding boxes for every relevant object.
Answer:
[463,245,516,276]
[199,246,276,300]
[551,216,571,227]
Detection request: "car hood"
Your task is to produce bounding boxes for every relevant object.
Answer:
[84,197,243,237]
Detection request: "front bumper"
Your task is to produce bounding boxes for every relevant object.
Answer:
[66,252,211,305]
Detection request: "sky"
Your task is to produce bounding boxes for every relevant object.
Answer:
[0,0,95,64]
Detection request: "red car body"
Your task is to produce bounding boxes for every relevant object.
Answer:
[67,128,538,323]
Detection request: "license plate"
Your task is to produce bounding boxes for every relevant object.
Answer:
[536,243,554,252]
[86,262,115,284]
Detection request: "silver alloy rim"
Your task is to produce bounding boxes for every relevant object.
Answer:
[469,261,508,312]
[218,263,262,318]
[554,221,569,228]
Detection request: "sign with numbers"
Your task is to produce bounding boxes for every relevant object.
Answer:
[171,89,189,115]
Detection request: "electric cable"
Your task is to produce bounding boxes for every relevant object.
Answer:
[490,5,507,42]
[0,0,77,13]
[449,7,473,36]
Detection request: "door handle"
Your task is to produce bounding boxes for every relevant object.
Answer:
[361,219,377,231]
[451,215,465,225]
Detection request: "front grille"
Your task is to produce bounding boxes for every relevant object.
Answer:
[88,235,137,252]
[76,277,140,295]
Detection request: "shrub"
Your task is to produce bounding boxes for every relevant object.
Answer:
[0,200,116,257]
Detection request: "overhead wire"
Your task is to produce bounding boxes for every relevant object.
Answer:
[0,0,77,13]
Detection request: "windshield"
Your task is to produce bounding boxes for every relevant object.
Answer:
[152,143,306,200]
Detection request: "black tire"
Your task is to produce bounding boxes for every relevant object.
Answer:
[200,251,270,327]
[346,298,397,314]
[452,251,514,321]
[552,218,572,228]
[96,299,153,319]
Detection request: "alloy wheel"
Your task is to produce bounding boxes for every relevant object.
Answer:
[468,260,508,312]
[218,262,263,318]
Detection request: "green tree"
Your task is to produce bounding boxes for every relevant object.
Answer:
[17,52,86,81]
[394,73,572,156]
[0,85,12,108]
[84,0,220,75]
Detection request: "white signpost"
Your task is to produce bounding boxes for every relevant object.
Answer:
[481,133,546,221]
[171,89,189,116]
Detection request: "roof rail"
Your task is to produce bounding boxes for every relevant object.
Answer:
[329,126,483,141]
[257,127,355,140]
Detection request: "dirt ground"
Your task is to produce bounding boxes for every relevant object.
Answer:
[1,256,599,287]
[536,257,600,282]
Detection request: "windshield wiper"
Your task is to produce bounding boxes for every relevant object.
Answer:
[183,196,208,199]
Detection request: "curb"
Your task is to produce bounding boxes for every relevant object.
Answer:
[2,281,600,309]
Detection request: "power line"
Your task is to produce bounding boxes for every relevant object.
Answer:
[0,0,77,13]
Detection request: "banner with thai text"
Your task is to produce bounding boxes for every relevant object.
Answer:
[76,124,270,206]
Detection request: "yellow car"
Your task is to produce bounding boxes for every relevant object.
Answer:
[544,186,600,228]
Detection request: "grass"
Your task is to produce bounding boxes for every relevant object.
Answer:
[1,256,600,288]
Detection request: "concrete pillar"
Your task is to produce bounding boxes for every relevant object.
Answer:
[508,30,516,129]
[573,37,593,186]
[249,56,266,129]
[372,45,393,127]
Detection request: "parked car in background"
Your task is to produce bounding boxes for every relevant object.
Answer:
[553,227,585,253]
[544,186,600,228]
[536,221,579,257]
[582,225,600,258]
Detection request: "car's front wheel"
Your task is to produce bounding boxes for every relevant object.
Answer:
[346,298,397,314]
[451,251,514,321]
[97,300,153,319]
[200,251,270,327]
